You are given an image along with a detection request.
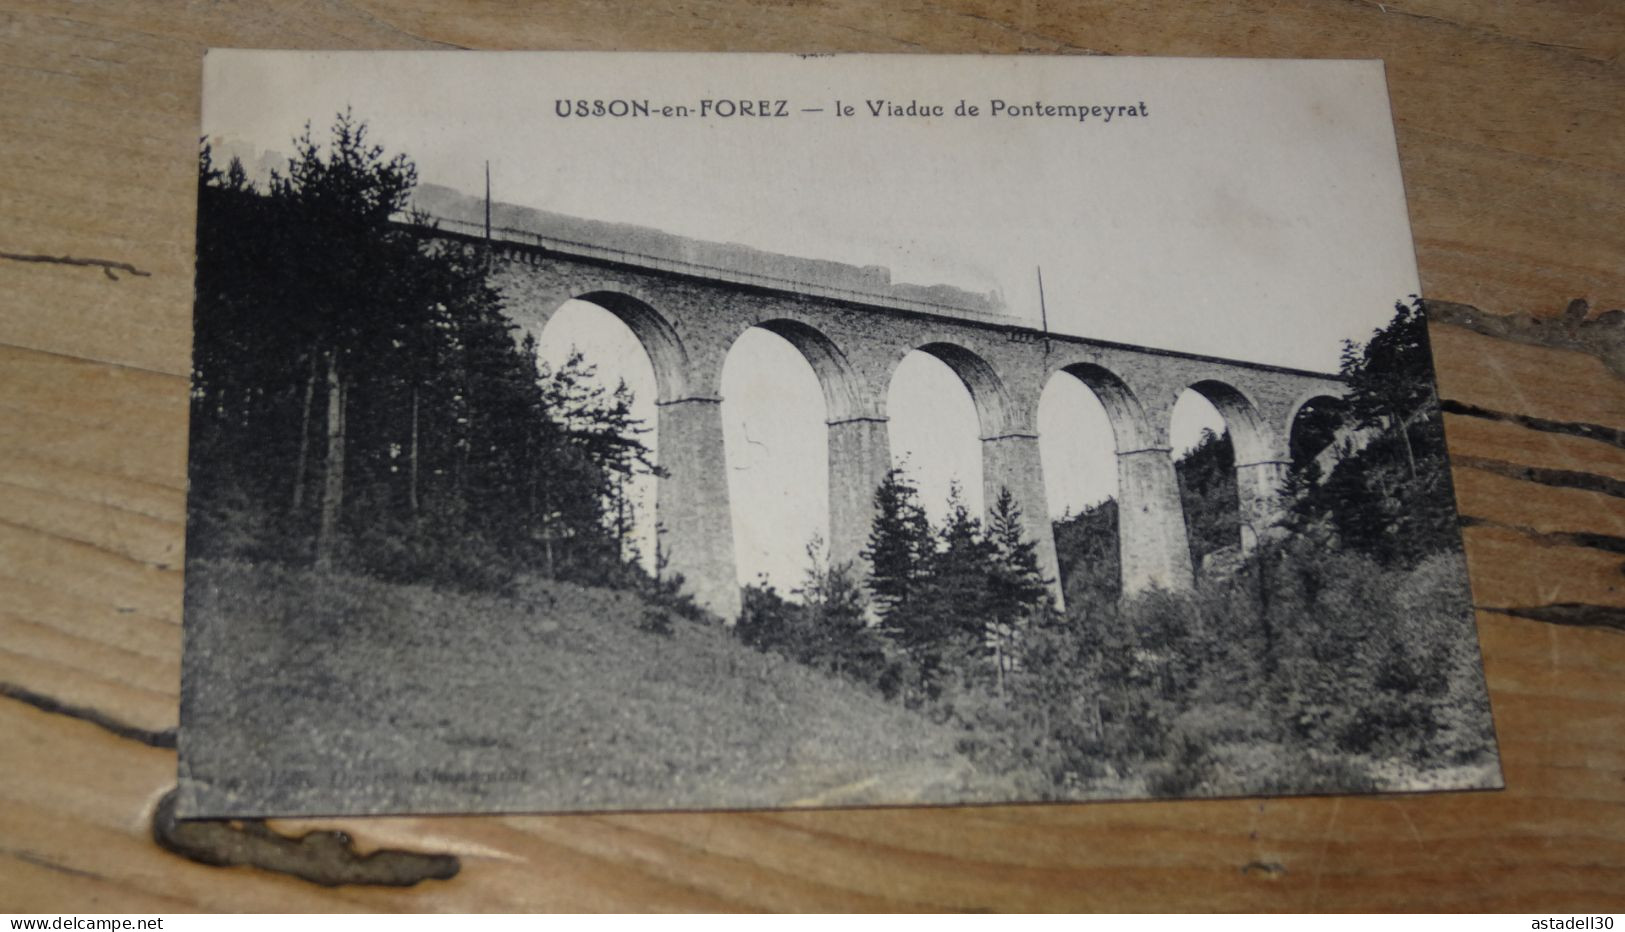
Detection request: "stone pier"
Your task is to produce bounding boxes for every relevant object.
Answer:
[827,415,892,580]
[655,397,740,620]
[981,432,1065,608]
[1235,458,1291,552]
[1116,447,1196,595]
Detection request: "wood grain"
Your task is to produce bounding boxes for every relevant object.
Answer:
[1,0,1622,912]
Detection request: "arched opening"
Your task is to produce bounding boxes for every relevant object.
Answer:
[720,326,830,594]
[889,341,1063,606]
[1170,386,1242,575]
[1039,363,1146,606]
[887,344,1000,523]
[1289,394,1351,474]
[1184,379,1274,465]
[1174,379,1288,569]
[534,297,664,576]
[916,342,1016,439]
[754,319,866,422]
[1040,375,1119,514]
[573,290,691,403]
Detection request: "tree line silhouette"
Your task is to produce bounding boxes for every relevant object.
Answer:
[736,481,1052,703]
[190,112,660,593]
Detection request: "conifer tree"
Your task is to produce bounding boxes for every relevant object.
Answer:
[799,543,888,684]
[984,488,1052,694]
[1292,298,1456,565]
[1340,299,1438,480]
[927,483,997,642]
[861,467,934,627]
[987,488,1050,620]
[191,112,657,591]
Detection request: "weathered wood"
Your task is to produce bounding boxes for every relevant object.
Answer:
[1,0,1621,912]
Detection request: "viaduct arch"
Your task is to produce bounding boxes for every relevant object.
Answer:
[427,212,1346,622]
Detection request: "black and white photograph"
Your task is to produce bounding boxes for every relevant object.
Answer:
[178,51,1501,817]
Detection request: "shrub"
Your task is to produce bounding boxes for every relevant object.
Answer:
[636,606,675,637]
[1146,733,1219,798]
[949,539,1488,799]
[342,511,515,593]
[734,567,893,695]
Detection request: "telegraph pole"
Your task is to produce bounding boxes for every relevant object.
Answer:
[1036,265,1051,356]
[484,160,493,272]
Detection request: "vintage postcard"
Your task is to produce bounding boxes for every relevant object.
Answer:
[179,51,1500,817]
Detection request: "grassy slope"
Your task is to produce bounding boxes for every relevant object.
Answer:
[180,560,1001,817]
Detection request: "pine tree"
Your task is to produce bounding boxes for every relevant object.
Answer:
[262,111,423,567]
[861,467,934,626]
[534,350,660,575]
[799,541,888,685]
[191,112,657,591]
[1292,298,1457,565]
[927,483,996,643]
[884,483,995,695]
[1341,299,1438,479]
[987,488,1050,617]
[985,487,1052,695]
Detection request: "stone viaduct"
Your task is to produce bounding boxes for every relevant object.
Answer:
[415,200,1346,622]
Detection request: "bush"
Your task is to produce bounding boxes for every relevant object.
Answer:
[186,480,309,566]
[734,567,893,695]
[343,511,515,593]
[947,539,1490,799]
[636,606,675,636]
[1146,733,1219,798]
[1052,500,1121,607]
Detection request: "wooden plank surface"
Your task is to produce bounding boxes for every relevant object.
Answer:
[1,0,1621,912]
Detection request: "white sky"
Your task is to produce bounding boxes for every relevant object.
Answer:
[204,52,1422,592]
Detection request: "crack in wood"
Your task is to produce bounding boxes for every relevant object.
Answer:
[1453,454,1625,500]
[152,790,461,888]
[0,250,152,281]
[1427,298,1625,376]
[1481,603,1625,632]
[1440,398,1625,450]
[1460,514,1625,556]
[0,681,176,748]
[4,847,109,882]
